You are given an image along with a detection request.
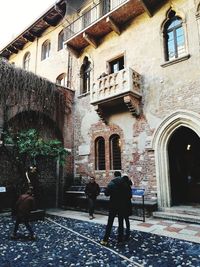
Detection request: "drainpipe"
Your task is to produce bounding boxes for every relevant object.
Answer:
[55,157,60,208]
[34,37,39,75]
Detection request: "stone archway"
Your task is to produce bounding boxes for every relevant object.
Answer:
[152,110,200,210]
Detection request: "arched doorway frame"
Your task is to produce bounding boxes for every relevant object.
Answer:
[152,109,200,209]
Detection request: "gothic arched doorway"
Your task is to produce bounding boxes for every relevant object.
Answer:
[168,126,200,205]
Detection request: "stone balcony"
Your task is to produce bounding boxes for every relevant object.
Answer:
[90,68,142,123]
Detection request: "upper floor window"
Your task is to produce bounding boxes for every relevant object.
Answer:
[41,40,51,61]
[109,134,121,170]
[58,30,64,51]
[109,55,124,74]
[95,137,105,170]
[23,52,31,70]
[164,10,185,61]
[80,56,91,95]
[56,73,67,87]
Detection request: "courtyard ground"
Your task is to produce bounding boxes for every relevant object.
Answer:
[0,209,200,267]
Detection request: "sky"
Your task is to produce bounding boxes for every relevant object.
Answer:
[0,0,56,50]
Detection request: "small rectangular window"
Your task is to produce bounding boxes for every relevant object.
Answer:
[109,56,124,74]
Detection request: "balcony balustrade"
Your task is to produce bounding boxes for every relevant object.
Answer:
[90,68,142,123]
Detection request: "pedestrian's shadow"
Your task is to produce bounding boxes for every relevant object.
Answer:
[10,233,36,242]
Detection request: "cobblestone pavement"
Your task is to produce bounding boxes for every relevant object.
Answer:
[0,210,200,267]
[48,209,200,244]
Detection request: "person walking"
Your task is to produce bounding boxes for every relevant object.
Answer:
[100,171,130,246]
[25,166,40,208]
[11,188,36,240]
[122,174,133,240]
[85,176,100,219]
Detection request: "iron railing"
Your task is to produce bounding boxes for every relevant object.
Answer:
[64,0,128,41]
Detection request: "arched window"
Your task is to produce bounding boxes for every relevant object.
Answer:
[80,56,91,95]
[41,40,51,60]
[95,137,105,170]
[109,134,121,170]
[164,10,185,61]
[56,73,67,87]
[58,30,64,51]
[23,52,31,70]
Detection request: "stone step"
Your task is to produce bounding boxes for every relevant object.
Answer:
[153,211,200,224]
[161,206,200,216]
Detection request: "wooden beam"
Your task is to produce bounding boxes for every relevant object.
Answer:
[43,17,57,27]
[66,44,80,58]
[23,33,35,42]
[7,46,18,54]
[29,30,41,38]
[106,17,121,35]
[140,0,153,17]
[83,32,98,49]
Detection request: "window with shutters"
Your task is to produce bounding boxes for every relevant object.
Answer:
[58,30,64,51]
[164,10,185,61]
[95,137,105,170]
[41,40,51,61]
[109,134,121,170]
[23,52,31,70]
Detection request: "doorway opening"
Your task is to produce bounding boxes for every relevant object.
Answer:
[168,126,200,205]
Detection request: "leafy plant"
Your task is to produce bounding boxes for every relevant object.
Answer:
[5,129,68,166]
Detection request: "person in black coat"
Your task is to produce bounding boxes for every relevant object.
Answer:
[122,174,132,240]
[85,176,100,219]
[100,171,130,245]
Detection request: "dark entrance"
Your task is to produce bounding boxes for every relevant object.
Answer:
[168,126,200,205]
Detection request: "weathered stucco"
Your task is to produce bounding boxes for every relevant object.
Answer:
[5,0,200,208]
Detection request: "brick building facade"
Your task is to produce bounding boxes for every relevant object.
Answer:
[1,0,200,216]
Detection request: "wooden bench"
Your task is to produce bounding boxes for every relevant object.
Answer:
[64,186,157,219]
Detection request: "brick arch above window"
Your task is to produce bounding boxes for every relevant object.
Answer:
[89,121,124,174]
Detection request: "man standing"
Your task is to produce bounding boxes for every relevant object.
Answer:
[85,176,100,219]
[100,171,130,245]
[11,189,36,240]
[122,174,133,240]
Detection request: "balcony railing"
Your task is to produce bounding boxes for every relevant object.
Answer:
[90,68,141,104]
[64,0,128,41]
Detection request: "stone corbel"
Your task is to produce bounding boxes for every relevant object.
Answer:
[83,32,98,49]
[94,105,107,124]
[123,95,140,117]
[140,0,153,17]
[106,17,121,35]
[66,44,80,58]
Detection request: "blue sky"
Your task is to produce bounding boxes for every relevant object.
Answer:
[0,0,56,50]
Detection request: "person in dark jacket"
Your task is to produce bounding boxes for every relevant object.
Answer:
[100,171,130,245]
[85,176,100,219]
[122,174,132,240]
[11,189,36,240]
